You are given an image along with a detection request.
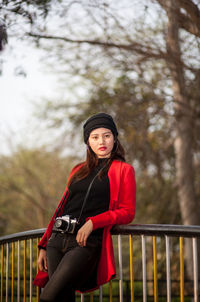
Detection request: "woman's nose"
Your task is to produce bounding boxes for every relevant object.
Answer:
[99,136,104,144]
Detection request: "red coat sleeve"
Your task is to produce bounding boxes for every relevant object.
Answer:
[38,188,69,248]
[90,164,136,230]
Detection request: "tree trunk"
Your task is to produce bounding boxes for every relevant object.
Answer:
[165,0,199,279]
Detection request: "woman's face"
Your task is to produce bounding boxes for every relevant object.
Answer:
[88,128,115,158]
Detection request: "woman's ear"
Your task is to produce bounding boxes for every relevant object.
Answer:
[112,138,118,152]
[87,143,93,152]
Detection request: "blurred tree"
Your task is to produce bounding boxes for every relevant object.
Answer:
[0,147,76,235]
[3,0,199,225]
[0,22,7,51]
[25,0,199,227]
[26,0,199,278]
[1,0,200,278]
[67,74,180,224]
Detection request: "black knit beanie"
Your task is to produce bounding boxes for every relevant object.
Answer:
[83,113,118,144]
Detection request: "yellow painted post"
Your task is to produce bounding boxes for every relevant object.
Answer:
[180,237,184,302]
[109,279,113,302]
[90,291,94,302]
[17,240,21,302]
[24,240,26,302]
[129,235,134,302]
[12,242,15,302]
[153,236,158,302]
[1,245,4,302]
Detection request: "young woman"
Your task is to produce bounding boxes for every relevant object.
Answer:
[34,112,136,302]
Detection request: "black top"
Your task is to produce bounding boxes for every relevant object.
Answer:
[62,158,110,236]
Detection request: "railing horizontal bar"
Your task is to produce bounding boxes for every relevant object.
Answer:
[1,225,200,302]
[1,224,200,244]
[0,229,46,244]
[111,224,200,237]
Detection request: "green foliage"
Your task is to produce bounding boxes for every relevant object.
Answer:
[67,74,181,225]
[0,0,199,293]
[0,147,77,235]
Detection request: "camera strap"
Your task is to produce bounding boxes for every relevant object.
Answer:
[77,161,108,224]
[54,189,69,219]
[54,160,108,222]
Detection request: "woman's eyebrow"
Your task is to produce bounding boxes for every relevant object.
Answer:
[91,131,111,136]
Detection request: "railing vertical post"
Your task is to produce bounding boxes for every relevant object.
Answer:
[118,235,123,302]
[165,236,171,302]
[129,235,134,302]
[153,236,158,302]
[17,240,20,302]
[36,238,40,302]
[6,243,9,302]
[24,240,27,302]
[1,245,4,302]
[179,237,184,302]
[1,225,200,302]
[109,279,113,302]
[30,239,33,302]
[99,285,103,302]
[192,237,198,302]
[12,242,15,302]
[141,235,147,302]
[90,291,94,302]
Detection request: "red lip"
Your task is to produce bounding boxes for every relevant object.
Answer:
[99,147,107,151]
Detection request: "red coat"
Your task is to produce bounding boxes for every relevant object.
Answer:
[33,160,136,290]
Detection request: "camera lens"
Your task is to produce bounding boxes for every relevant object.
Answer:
[54,217,70,232]
[55,219,62,228]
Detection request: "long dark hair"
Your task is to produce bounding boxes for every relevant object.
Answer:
[67,138,125,186]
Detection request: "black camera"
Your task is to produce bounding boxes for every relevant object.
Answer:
[53,215,78,234]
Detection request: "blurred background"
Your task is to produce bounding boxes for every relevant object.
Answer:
[0,0,199,245]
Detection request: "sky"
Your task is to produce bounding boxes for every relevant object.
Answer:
[0,0,167,155]
[0,40,59,154]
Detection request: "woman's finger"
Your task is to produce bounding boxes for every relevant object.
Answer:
[44,256,48,270]
[76,220,93,246]
[38,259,44,272]
[38,250,47,272]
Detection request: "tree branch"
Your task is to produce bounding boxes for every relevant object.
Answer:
[157,0,200,37]
[28,32,167,60]
[178,11,200,37]
[28,32,198,73]
[6,180,46,212]
[178,0,200,28]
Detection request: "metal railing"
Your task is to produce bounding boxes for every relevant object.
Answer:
[0,224,200,302]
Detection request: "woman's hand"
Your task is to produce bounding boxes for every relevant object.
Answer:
[76,219,93,247]
[38,249,48,272]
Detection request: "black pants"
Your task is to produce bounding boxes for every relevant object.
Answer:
[39,232,102,302]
